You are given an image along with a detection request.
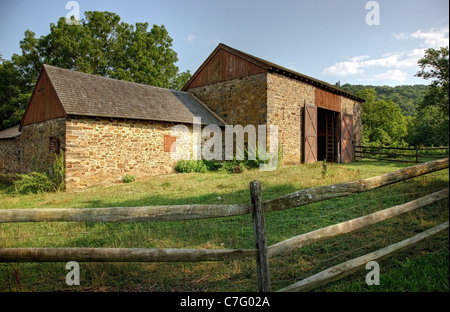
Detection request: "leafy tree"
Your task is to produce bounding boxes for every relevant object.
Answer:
[0,57,30,130]
[407,106,449,147]
[356,88,407,145]
[341,84,428,117]
[415,46,449,115]
[406,46,450,147]
[0,11,191,131]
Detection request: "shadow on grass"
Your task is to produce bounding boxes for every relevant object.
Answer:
[82,183,302,208]
[0,181,15,195]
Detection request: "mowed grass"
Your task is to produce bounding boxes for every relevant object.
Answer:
[0,160,448,292]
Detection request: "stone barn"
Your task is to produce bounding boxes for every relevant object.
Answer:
[0,43,363,189]
[5,64,224,189]
[183,44,363,165]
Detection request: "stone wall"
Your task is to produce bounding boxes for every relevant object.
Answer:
[267,73,315,165]
[0,138,21,174]
[65,117,195,189]
[341,96,363,154]
[20,118,66,174]
[188,73,267,127]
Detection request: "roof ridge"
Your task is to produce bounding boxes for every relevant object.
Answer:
[43,64,183,93]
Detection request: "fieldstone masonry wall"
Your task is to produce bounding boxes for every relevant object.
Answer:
[267,73,315,165]
[341,96,363,153]
[65,117,194,189]
[20,118,66,174]
[188,73,268,127]
[0,138,21,174]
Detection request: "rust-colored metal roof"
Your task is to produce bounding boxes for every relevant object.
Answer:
[42,64,224,126]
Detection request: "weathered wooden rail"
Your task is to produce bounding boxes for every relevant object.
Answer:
[0,158,449,292]
[355,145,449,163]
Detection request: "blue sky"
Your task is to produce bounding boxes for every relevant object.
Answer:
[0,0,449,86]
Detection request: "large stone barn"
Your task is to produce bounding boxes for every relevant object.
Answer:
[0,43,363,189]
[183,44,364,165]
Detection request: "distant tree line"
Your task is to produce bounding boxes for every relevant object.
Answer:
[341,46,449,147]
[0,11,191,131]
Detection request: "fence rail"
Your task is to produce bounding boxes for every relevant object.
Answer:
[355,145,449,163]
[0,157,449,292]
[278,222,449,292]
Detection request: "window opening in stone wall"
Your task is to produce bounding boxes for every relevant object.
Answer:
[49,136,61,154]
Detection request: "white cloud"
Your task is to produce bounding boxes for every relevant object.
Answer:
[322,26,448,82]
[360,51,421,69]
[394,26,449,48]
[410,26,449,48]
[373,69,408,82]
[322,51,416,77]
[186,34,196,42]
[322,61,363,76]
[393,33,408,40]
[349,55,371,62]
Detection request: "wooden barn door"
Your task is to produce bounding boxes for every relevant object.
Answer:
[304,104,318,163]
[340,113,354,163]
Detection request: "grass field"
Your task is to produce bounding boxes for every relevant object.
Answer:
[0,160,448,292]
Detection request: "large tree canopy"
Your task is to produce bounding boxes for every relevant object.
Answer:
[356,88,408,145]
[0,11,191,131]
[408,46,450,146]
[415,46,449,115]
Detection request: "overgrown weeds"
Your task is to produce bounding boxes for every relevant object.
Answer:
[12,149,65,194]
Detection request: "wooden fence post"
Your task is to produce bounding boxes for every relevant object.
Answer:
[250,180,271,292]
[378,145,382,161]
[415,146,419,163]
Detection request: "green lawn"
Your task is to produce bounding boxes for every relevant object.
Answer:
[0,160,448,292]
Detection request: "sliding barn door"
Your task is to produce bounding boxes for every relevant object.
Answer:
[303,104,318,164]
[340,113,354,163]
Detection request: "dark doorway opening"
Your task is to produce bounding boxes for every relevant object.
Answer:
[318,108,340,162]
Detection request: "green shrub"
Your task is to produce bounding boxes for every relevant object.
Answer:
[175,145,284,175]
[202,159,221,171]
[0,173,21,184]
[13,149,66,194]
[14,172,57,194]
[219,161,247,174]
[121,174,136,183]
[175,160,208,173]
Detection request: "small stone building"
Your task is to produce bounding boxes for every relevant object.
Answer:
[0,43,363,189]
[4,64,224,189]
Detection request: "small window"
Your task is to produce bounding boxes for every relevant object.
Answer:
[164,135,176,153]
[49,136,61,154]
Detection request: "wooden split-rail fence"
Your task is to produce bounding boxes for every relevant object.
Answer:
[0,158,449,292]
[355,145,449,163]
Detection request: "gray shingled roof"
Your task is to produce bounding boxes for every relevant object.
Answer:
[44,64,224,125]
[0,125,21,140]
